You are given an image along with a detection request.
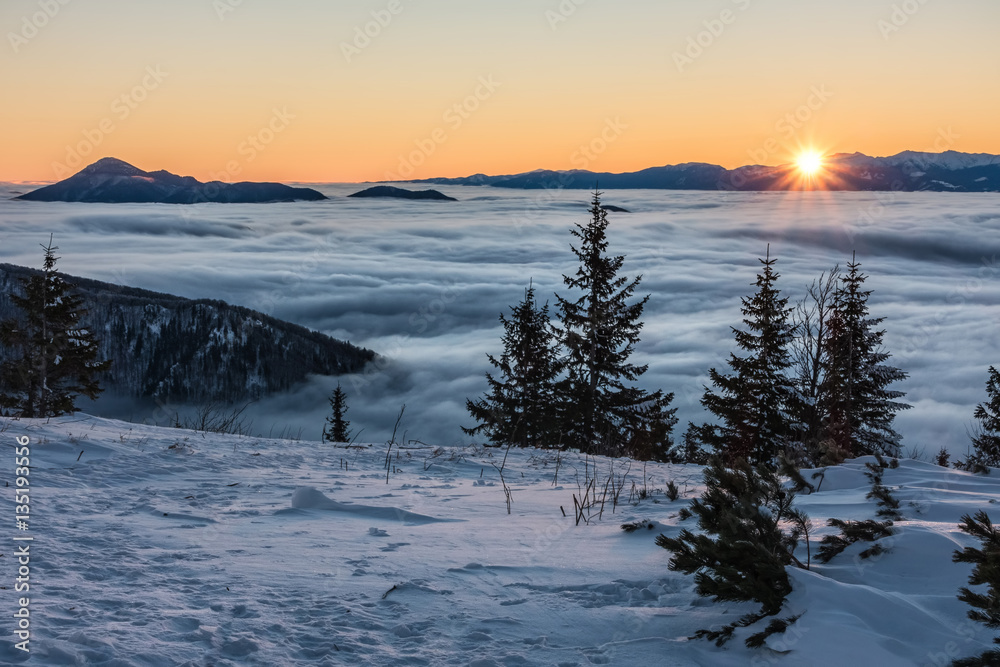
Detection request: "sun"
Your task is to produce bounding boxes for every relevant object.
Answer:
[796,151,824,176]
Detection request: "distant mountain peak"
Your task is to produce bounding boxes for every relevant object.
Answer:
[81,157,147,176]
[16,157,327,204]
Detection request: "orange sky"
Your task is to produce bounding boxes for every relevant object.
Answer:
[1,0,998,184]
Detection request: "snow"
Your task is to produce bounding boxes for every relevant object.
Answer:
[881,150,1000,171]
[4,414,999,665]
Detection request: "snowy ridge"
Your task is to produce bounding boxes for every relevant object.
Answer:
[5,414,999,665]
[880,150,1000,171]
[413,150,1000,192]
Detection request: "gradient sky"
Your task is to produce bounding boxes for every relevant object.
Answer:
[2,0,999,183]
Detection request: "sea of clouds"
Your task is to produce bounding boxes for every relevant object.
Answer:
[0,183,997,456]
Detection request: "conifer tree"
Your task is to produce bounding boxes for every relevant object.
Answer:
[696,248,799,468]
[0,238,110,417]
[464,282,562,448]
[323,383,352,443]
[818,255,910,458]
[553,190,675,457]
[817,454,900,563]
[666,423,710,464]
[957,367,1000,473]
[952,510,1000,666]
[657,455,809,647]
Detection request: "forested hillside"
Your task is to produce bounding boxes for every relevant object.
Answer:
[0,264,374,404]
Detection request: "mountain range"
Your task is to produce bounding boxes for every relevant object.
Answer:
[15,158,327,203]
[408,150,1000,192]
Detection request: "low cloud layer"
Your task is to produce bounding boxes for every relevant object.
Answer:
[1,184,997,454]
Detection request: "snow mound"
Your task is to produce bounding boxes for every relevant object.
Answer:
[289,486,453,524]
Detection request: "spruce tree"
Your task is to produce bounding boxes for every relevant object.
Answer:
[666,423,710,464]
[464,282,562,448]
[697,248,798,468]
[952,511,1000,666]
[554,190,675,457]
[818,255,910,458]
[657,455,809,647]
[323,383,352,443]
[0,238,110,417]
[957,367,1000,473]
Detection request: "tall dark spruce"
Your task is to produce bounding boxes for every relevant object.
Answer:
[323,383,352,443]
[554,191,675,458]
[696,248,798,468]
[818,255,910,459]
[0,238,110,417]
[464,282,563,448]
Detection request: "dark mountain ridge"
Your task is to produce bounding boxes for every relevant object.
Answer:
[349,185,456,201]
[0,264,375,404]
[16,158,327,204]
[406,151,1000,192]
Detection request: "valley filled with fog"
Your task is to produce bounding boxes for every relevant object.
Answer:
[0,184,996,455]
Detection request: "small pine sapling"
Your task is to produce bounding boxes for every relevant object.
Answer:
[656,456,810,647]
[865,453,903,521]
[817,453,900,563]
[937,447,952,468]
[816,519,896,563]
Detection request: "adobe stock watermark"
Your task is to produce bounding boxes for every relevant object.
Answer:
[255,227,334,317]
[844,126,959,244]
[384,75,501,181]
[878,0,931,40]
[341,0,405,63]
[8,0,72,54]
[212,0,244,21]
[349,280,461,391]
[51,65,169,179]
[545,0,586,31]
[921,620,981,667]
[673,0,752,73]
[12,434,32,653]
[749,85,834,164]
[510,117,628,232]
[899,254,998,357]
[571,117,627,170]
[717,84,833,191]
[204,107,296,185]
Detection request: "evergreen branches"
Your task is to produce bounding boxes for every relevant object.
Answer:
[952,510,1000,666]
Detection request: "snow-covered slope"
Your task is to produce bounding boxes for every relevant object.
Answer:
[4,414,998,665]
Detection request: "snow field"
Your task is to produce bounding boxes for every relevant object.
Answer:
[3,414,998,665]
